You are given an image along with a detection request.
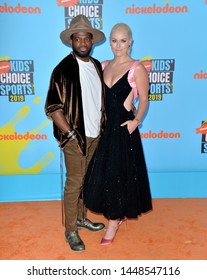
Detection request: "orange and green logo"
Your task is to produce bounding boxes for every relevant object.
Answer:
[140,56,153,73]
[0,56,10,74]
[57,0,78,7]
[196,120,207,153]
[196,120,207,135]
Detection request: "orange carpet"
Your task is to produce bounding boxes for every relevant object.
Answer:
[0,198,207,260]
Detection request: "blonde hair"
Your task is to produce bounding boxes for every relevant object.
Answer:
[110,23,132,39]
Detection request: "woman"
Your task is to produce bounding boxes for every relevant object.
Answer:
[83,23,152,245]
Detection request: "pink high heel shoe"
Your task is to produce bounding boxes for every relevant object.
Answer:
[100,217,127,246]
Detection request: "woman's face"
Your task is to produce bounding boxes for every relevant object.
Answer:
[110,29,132,56]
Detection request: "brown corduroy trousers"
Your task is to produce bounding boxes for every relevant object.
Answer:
[63,136,99,232]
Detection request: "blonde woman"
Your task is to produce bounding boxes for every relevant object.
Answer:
[83,23,152,245]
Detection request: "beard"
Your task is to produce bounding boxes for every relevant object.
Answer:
[72,45,92,58]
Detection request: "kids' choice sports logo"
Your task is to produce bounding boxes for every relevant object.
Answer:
[141,58,175,101]
[0,56,35,102]
[58,0,104,30]
[196,120,207,153]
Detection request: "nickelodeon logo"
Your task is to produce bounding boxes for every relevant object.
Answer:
[196,121,207,135]
[57,0,78,7]
[140,130,181,139]
[125,3,188,14]
[0,57,10,75]
[194,70,207,79]
[196,121,207,153]
[0,132,47,141]
[0,3,41,14]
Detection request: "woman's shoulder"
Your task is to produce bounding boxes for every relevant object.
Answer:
[128,60,142,100]
[130,60,141,70]
[101,60,111,70]
[130,60,148,80]
[128,60,140,79]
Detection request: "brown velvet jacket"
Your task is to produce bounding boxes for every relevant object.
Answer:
[45,52,106,155]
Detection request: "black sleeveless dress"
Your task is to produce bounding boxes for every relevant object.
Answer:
[83,71,152,220]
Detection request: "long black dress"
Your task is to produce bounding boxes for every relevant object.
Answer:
[83,69,152,220]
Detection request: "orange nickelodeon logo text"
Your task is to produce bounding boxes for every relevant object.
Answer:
[0,132,47,140]
[0,3,41,14]
[125,3,188,14]
[140,130,181,139]
[194,70,207,79]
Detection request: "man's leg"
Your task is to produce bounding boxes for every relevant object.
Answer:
[63,140,85,252]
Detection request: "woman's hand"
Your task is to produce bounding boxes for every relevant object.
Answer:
[120,119,139,134]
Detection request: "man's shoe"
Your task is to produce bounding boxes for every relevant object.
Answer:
[65,231,85,252]
[77,218,105,232]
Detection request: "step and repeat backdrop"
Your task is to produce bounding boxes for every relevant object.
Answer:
[0,0,207,201]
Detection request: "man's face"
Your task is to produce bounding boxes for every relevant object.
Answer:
[70,32,93,61]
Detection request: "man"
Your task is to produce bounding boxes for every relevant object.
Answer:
[45,15,106,252]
